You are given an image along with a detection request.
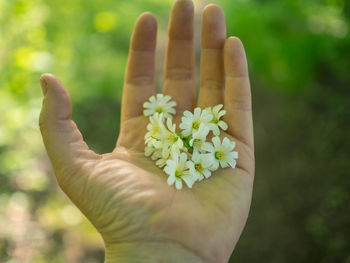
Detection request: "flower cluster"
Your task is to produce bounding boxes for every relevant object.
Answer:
[143,94,238,190]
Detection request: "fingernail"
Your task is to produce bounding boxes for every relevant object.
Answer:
[40,76,48,95]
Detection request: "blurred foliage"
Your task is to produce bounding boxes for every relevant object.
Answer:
[0,0,349,262]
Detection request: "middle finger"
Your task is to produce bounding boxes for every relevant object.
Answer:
[162,0,195,117]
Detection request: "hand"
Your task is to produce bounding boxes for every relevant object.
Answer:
[39,0,254,262]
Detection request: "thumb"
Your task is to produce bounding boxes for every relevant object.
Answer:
[39,73,99,186]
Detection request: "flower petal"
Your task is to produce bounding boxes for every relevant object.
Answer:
[163,95,171,103]
[143,109,154,116]
[226,140,236,152]
[192,151,201,162]
[217,110,226,119]
[145,146,154,156]
[197,173,204,181]
[151,151,160,160]
[156,158,167,167]
[166,118,172,130]
[203,169,211,179]
[210,125,220,136]
[175,179,183,190]
[187,160,195,170]
[232,151,238,159]
[213,104,223,113]
[189,138,194,146]
[202,153,214,164]
[168,101,176,107]
[149,96,156,103]
[194,107,201,118]
[220,160,229,168]
[201,142,212,152]
[164,165,171,175]
[182,174,194,188]
[167,175,176,186]
[202,110,213,122]
[222,137,230,147]
[228,159,237,168]
[168,108,176,114]
[143,102,152,108]
[210,161,219,171]
[183,110,192,118]
[212,136,221,148]
[179,152,187,165]
[218,121,228,131]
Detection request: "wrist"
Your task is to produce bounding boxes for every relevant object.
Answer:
[105,241,205,263]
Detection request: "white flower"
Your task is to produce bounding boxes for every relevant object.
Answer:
[145,146,168,168]
[145,113,165,147]
[164,153,195,190]
[187,151,212,181]
[203,137,238,170]
[143,98,239,190]
[156,157,168,168]
[207,104,228,136]
[179,107,213,136]
[159,118,184,158]
[145,145,156,157]
[144,146,162,161]
[143,94,176,118]
[189,124,211,153]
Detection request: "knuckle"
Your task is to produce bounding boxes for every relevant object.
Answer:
[201,79,223,90]
[166,67,193,80]
[128,75,153,86]
[230,96,252,112]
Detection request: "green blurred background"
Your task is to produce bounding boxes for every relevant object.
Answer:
[0,0,349,262]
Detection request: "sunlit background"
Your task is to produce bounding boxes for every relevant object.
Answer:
[0,0,349,262]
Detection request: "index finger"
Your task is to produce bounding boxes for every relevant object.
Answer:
[121,12,157,123]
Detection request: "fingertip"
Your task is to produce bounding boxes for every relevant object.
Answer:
[225,37,247,58]
[169,0,194,40]
[131,12,158,51]
[137,12,157,28]
[203,4,224,18]
[40,73,65,89]
[174,0,194,8]
[40,73,58,82]
[40,73,68,94]
[202,4,226,49]
[225,36,244,50]
[40,73,56,86]
[40,73,61,95]
[40,74,48,95]
[39,73,72,120]
[172,0,194,19]
[224,37,248,78]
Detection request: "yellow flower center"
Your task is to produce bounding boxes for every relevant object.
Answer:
[211,117,219,124]
[215,151,225,160]
[155,107,163,113]
[195,163,202,172]
[192,121,200,130]
[152,125,159,135]
[175,169,183,178]
[168,133,178,142]
[193,139,202,147]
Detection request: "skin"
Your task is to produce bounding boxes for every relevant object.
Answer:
[39,0,254,262]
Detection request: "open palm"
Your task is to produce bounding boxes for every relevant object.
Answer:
[39,1,254,262]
